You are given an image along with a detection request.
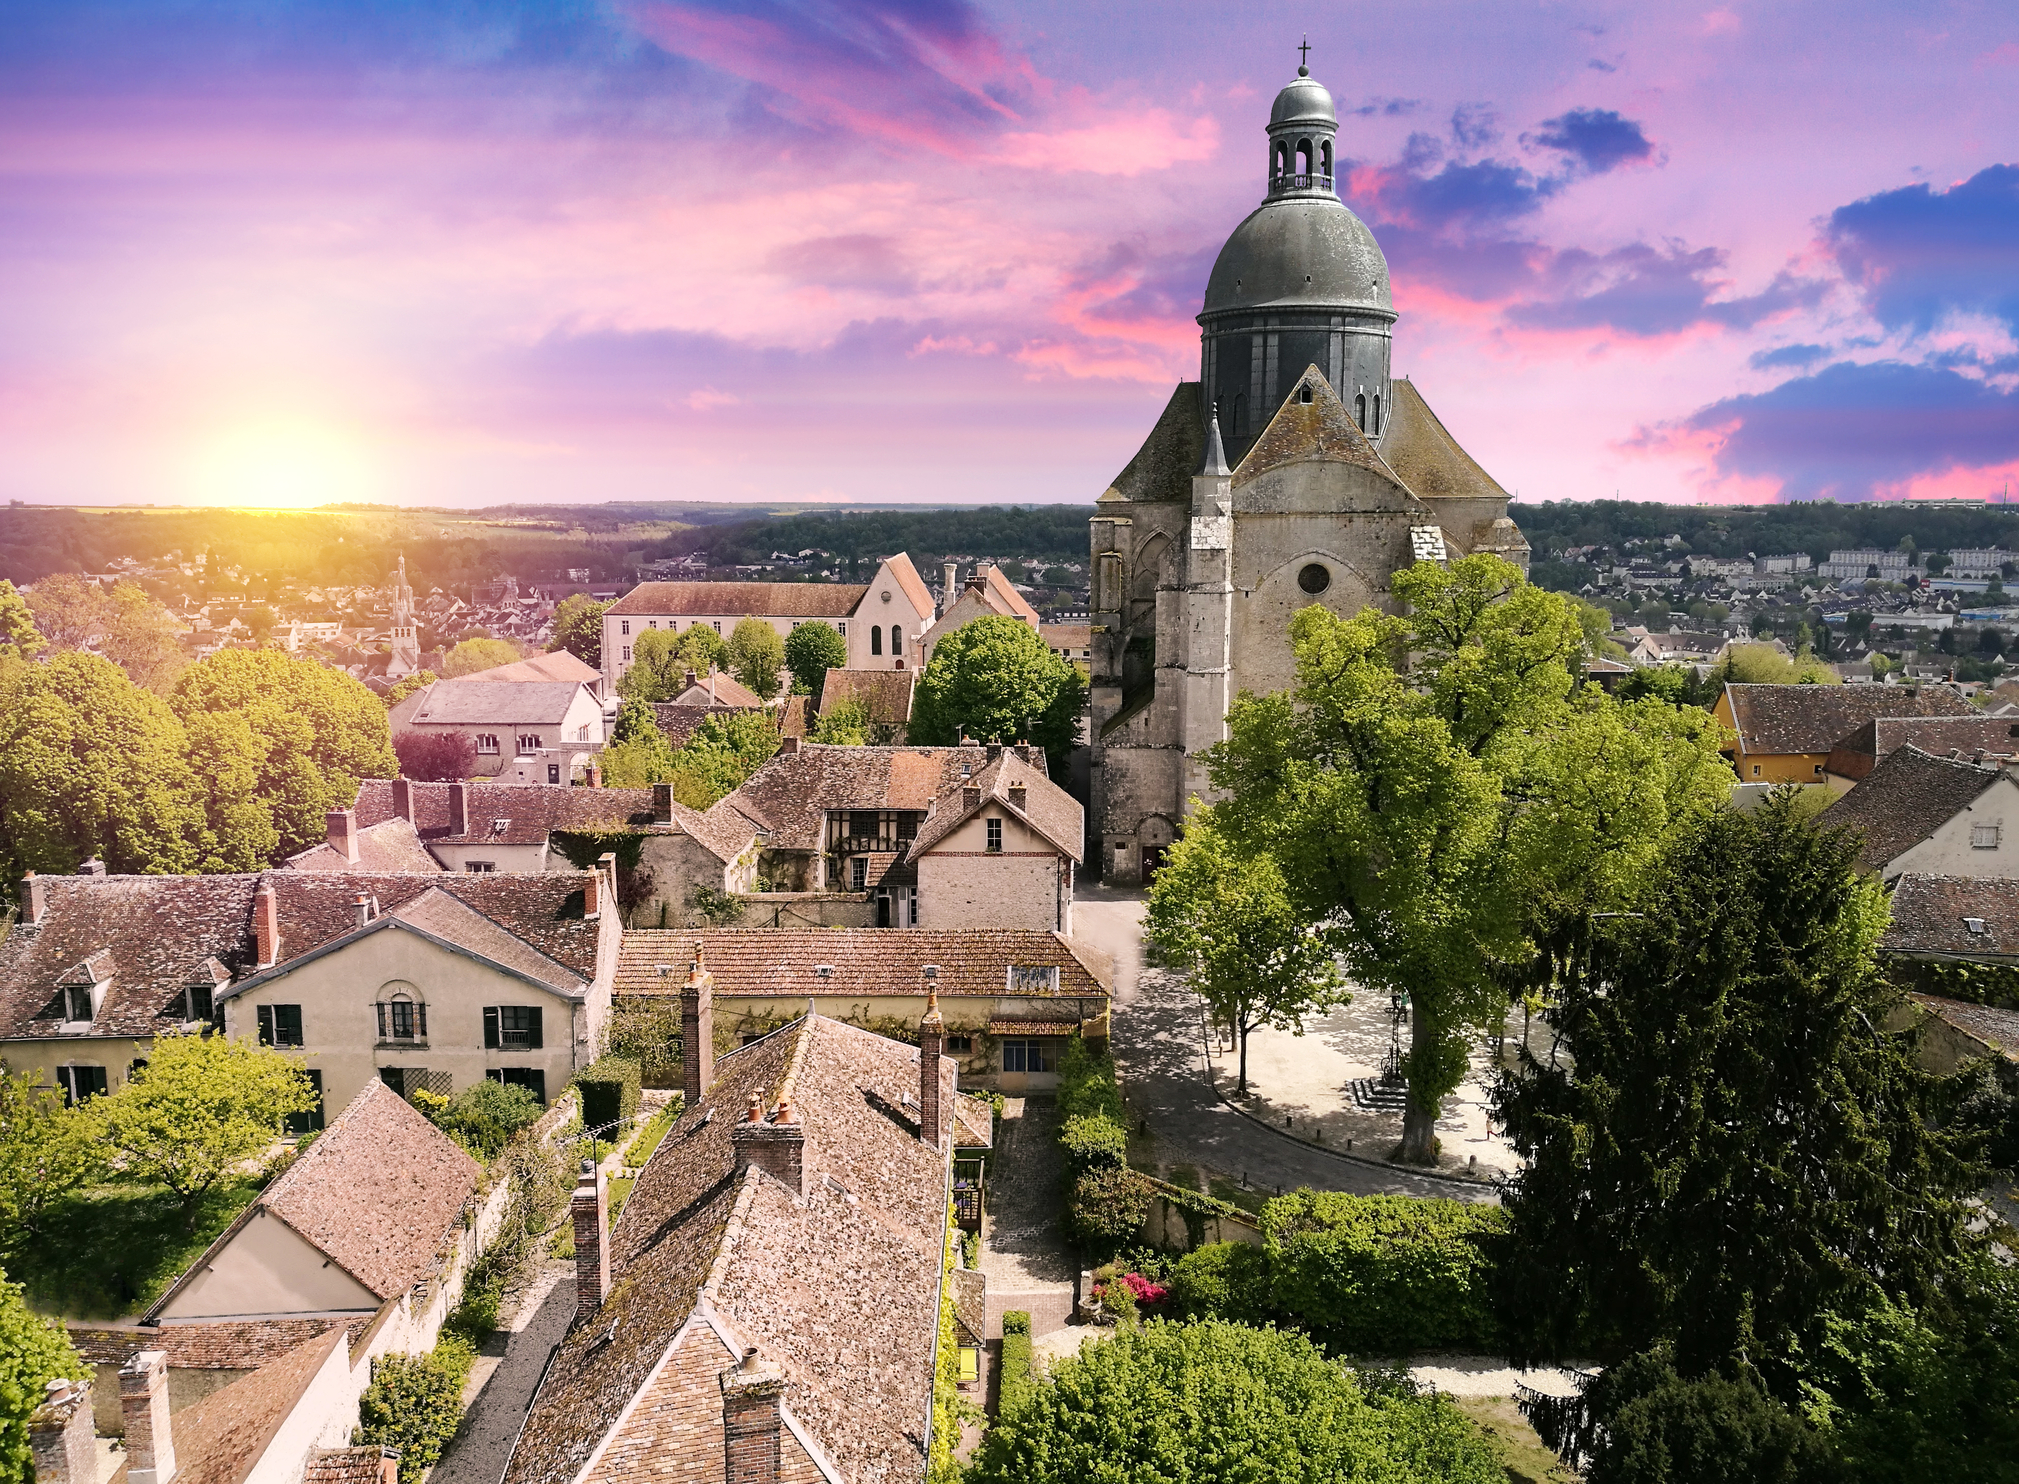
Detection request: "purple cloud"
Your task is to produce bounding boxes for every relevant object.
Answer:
[1507,245,1823,335]
[1826,163,2019,336]
[1525,108,1656,174]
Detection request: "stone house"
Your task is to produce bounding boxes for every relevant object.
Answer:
[1041,622,1093,667]
[388,678,606,784]
[1819,744,2019,881]
[905,745,1083,933]
[502,1005,989,1484]
[612,928,1110,1091]
[1713,682,1976,786]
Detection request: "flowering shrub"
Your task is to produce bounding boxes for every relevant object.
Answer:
[1121,1272,1169,1308]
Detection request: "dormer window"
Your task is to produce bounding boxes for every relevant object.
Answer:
[64,985,93,1023]
[186,983,215,1023]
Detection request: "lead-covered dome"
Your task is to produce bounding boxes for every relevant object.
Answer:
[1270,72,1335,127]
[1199,198,1393,317]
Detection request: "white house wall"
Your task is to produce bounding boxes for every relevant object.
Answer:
[156,1209,380,1321]
[1886,774,2019,881]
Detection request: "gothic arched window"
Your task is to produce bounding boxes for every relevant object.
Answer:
[1371,393,1382,433]
[891,626,903,656]
[1354,392,1368,429]
[871,626,883,656]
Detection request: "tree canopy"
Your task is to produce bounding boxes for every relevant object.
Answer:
[783,621,846,697]
[0,1270,84,1484]
[1203,556,1731,1161]
[548,595,609,667]
[615,626,728,704]
[0,583,43,661]
[441,637,522,677]
[24,575,186,691]
[0,1073,100,1248]
[727,618,784,701]
[600,708,779,807]
[908,615,1086,772]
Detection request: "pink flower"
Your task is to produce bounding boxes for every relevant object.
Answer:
[1121,1272,1169,1306]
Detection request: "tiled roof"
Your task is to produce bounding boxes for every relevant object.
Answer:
[1721,682,1975,756]
[352,779,660,846]
[504,1015,949,1484]
[303,1447,394,1484]
[458,651,602,686]
[1818,744,2002,871]
[0,873,261,1041]
[1099,381,1204,505]
[1910,993,2019,1059]
[383,888,590,994]
[1040,624,1092,652]
[406,680,591,727]
[953,1092,992,1149]
[1379,377,1510,504]
[1235,367,1406,487]
[977,565,1041,625]
[67,1317,362,1370]
[881,553,937,620]
[652,702,740,748]
[255,1079,481,1301]
[672,671,764,708]
[986,1018,1081,1036]
[909,747,1083,863]
[722,745,988,852]
[816,668,916,727]
[1884,874,2019,960]
[606,581,867,619]
[1826,715,2019,781]
[108,1328,348,1484]
[285,817,443,873]
[614,929,1112,1000]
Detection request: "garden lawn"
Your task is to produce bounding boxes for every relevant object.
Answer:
[10,1177,264,1320]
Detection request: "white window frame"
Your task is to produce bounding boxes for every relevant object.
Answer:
[1973,823,2002,850]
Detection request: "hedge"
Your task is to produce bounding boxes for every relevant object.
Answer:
[574,1057,641,1132]
[1059,1114,1127,1176]
[999,1311,1036,1418]
[1169,1241,1271,1324]
[1263,1190,1506,1354]
[1056,1034,1123,1124]
[1068,1167,1154,1258]
[353,1334,477,1484]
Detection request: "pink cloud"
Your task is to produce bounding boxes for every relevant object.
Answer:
[686,387,739,411]
[994,111,1219,176]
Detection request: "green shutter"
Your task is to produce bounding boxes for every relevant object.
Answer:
[483,1007,499,1048]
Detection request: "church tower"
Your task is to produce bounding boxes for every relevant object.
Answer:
[386,555,421,680]
[1087,50,1529,887]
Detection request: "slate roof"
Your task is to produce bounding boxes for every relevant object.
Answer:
[1884,874,2019,960]
[108,1328,348,1484]
[1098,381,1206,505]
[614,929,1112,1002]
[1910,993,2019,1059]
[1379,377,1511,504]
[285,817,443,873]
[1720,682,1976,756]
[721,745,1033,853]
[816,668,916,728]
[405,680,592,727]
[458,651,603,686]
[352,779,659,846]
[1235,366,1415,489]
[503,1015,951,1484]
[1818,744,2004,871]
[1826,715,2019,781]
[909,747,1083,863]
[607,582,867,619]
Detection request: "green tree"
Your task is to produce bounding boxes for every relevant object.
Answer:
[430,1081,543,1161]
[0,1270,85,1484]
[615,627,727,704]
[1711,642,1839,685]
[0,651,206,883]
[0,583,44,661]
[95,1033,319,1230]
[1585,1348,1831,1484]
[244,604,276,643]
[967,1319,1502,1484]
[908,615,1086,772]
[21,574,110,651]
[783,622,846,697]
[547,595,609,667]
[383,669,437,709]
[810,696,872,745]
[169,649,397,859]
[1492,795,1980,1402]
[441,637,521,677]
[1204,556,1731,1162]
[181,709,281,870]
[28,577,186,692]
[353,1336,475,1484]
[601,709,778,808]
[1145,820,1346,1091]
[727,618,784,701]
[0,1073,102,1245]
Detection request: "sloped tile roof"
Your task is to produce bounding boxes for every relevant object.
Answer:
[614,929,1111,1000]
[1722,682,1975,756]
[1884,874,2019,959]
[1909,992,2019,1059]
[721,745,1010,853]
[1818,744,2002,871]
[1826,715,2019,781]
[1379,376,1511,504]
[607,582,867,619]
[108,1328,348,1484]
[652,702,740,748]
[878,553,938,621]
[816,668,915,727]
[1098,381,1204,505]
[67,1318,363,1371]
[978,565,1041,624]
[406,680,590,727]
[285,817,443,873]
[458,651,602,686]
[1235,366,1415,490]
[672,671,764,708]
[909,748,1083,863]
[384,888,590,993]
[352,779,661,847]
[302,1447,394,1484]
[1041,623,1092,652]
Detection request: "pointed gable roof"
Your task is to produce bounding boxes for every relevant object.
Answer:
[1234,364,1415,489]
[1099,381,1205,505]
[1819,743,2008,873]
[911,747,1083,862]
[872,552,938,619]
[1379,377,1511,503]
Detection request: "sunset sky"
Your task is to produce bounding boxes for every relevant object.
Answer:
[5,1,2017,510]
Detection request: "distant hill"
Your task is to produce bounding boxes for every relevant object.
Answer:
[1511,499,2019,562]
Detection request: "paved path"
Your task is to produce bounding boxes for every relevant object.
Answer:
[432,1261,573,1484]
[976,1097,1077,1338]
[1074,885,1496,1203]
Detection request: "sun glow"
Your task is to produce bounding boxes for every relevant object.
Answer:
[190,420,380,508]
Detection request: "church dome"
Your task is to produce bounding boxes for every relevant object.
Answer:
[1270,72,1335,127]
[1199,198,1394,317]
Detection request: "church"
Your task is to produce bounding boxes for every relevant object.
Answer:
[1088,58,1531,885]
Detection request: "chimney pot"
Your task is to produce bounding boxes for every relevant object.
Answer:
[652,783,673,825]
[253,884,280,968]
[328,808,359,864]
[571,1159,608,1315]
[682,955,716,1104]
[119,1351,176,1484]
[21,873,48,925]
[391,778,414,822]
[781,735,800,755]
[583,864,602,919]
[447,782,469,838]
[585,756,603,789]
[731,1097,807,1195]
[30,1375,95,1484]
[353,893,372,929]
[76,858,106,878]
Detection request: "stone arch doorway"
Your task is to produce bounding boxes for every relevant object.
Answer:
[1138,814,1177,883]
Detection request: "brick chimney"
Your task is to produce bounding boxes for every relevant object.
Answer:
[652,783,674,825]
[253,883,279,968]
[583,868,600,919]
[76,858,106,878]
[585,756,603,789]
[328,809,359,864]
[919,987,947,1151]
[720,1348,787,1484]
[119,1350,176,1484]
[963,786,980,811]
[20,872,48,925]
[731,1097,806,1198]
[780,736,800,756]
[682,951,715,1103]
[28,1376,95,1484]
[571,1158,608,1315]
[391,778,414,821]
[1008,785,1026,812]
[941,562,958,616]
[447,782,469,838]
[685,668,698,691]
[352,893,372,930]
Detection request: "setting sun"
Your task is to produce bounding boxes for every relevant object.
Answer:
[189,420,379,508]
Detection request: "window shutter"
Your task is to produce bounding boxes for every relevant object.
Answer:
[483,1007,499,1049]
[526,1006,543,1050]
[376,1003,387,1039]
[258,1005,274,1046]
[417,1002,428,1039]
[83,1066,107,1099]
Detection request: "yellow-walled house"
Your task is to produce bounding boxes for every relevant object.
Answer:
[1713,681,1976,785]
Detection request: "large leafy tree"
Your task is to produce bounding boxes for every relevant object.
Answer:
[967,1319,1502,1484]
[95,1033,319,1230]
[0,1073,101,1246]
[169,649,397,858]
[1145,819,1346,1091]
[909,615,1087,773]
[0,1271,83,1484]
[0,583,44,661]
[727,618,784,701]
[441,637,521,677]
[783,621,846,697]
[615,627,729,704]
[1492,795,1981,1402]
[548,595,609,666]
[1205,556,1730,1162]
[601,709,779,807]
[25,576,186,691]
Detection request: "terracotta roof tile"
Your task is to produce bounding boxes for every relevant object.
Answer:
[1884,874,2019,960]
[816,668,916,727]
[1040,624,1092,652]
[1826,715,2019,782]
[406,680,591,727]
[303,1447,395,1484]
[978,566,1041,625]
[607,582,867,619]
[108,1329,348,1484]
[1818,744,2002,871]
[720,746,1007,853]
[881,554,937,622]
[383,888,591,994]
[1722,682,1975,756]
[652,703,740,748]
[615,929,1111,1000]
[459,651,602,686]
[285,817,443,874]
[672,672,764,708]
[67,1318,362,1371]
[909,748,1083,863]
